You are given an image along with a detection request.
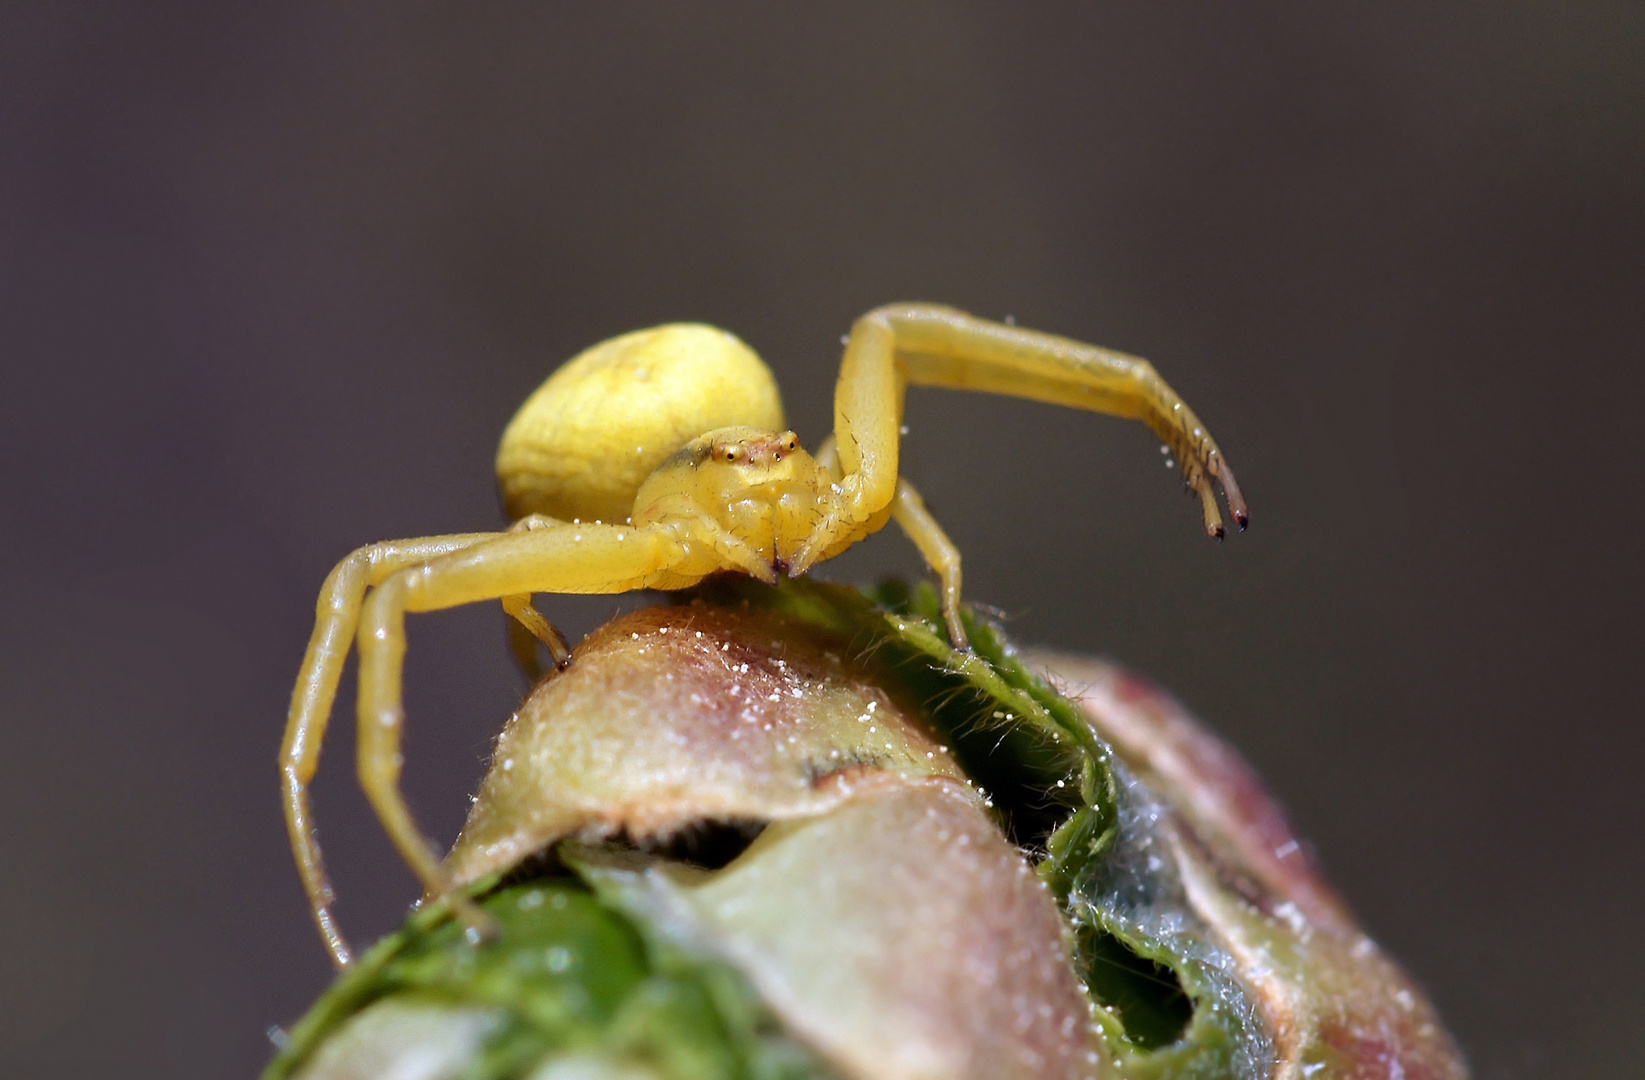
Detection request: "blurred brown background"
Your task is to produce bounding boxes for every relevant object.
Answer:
[2,4,1641,1077]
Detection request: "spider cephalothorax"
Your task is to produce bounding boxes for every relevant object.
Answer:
[281,303,1247,965]
[631,426,827,580]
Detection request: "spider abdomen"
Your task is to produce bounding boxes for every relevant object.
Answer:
[496,324,786,525]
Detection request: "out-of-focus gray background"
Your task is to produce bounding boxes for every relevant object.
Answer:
[2,4,1640,1077]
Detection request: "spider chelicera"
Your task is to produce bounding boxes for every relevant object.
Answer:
[281,303,1247,965]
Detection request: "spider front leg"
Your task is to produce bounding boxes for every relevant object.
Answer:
[797,304,1247,652]
[353,524,679,939]
[828,303,1248,540]
[283,532,504,967]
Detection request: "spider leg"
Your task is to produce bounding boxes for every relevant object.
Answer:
[889,479,968,650]
[502,595,572,678]
[501,514,576,680]
[354,524,680,940]
[827,304,1248,540]
[282,533,503,967]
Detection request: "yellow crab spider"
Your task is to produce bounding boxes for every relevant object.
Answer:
[280,303,1247,966]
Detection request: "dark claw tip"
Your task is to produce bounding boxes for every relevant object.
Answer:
[555,657,574,672]
[1212,526,1226,542]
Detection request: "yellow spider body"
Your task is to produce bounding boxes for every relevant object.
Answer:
[496,324,785,526]
[281,303,1247,966]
